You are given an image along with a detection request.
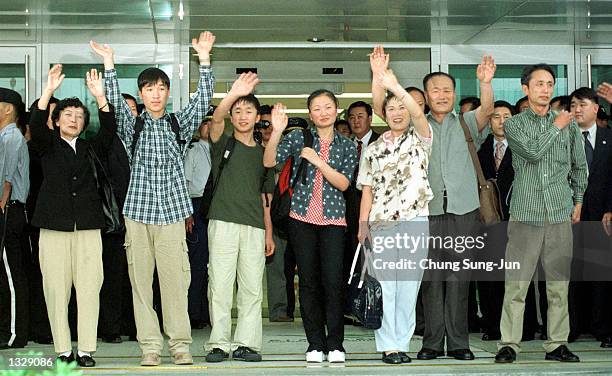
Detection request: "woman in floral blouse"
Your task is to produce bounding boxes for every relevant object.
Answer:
[357,47,433,364]
[263,92,358,364]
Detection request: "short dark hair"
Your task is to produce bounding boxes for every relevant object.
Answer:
[494,100,516,116]
[307,89,338,110]
[520,63,556,86]
[230,94,261,114]
[334,119,350,128]
[137,68,170,91]
[459,96,481,109]
[122,93,137,103]
[347,101,372,117]
[515,96,528,113]
[405,86,424,97]
[29,96,59,113]
[51,97,90,131]
[570,87,599,105]
[259,104,272,115]
[423,72,456,91]
[550,95,571,111]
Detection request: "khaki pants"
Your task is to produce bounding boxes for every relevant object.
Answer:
[124,217,191,355]
[206,220,265,352]
[498,218,572,353]
[39,228,103,354]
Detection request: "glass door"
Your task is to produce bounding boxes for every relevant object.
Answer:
[0,46,37,107]
[580,48,612,89]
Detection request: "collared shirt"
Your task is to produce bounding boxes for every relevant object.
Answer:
[427,110,487,216]
[580,123,597,151]
[105,65,214,225]
[276,127,357,220]
[505,108,588,225]
[357,125,434,221]
[493,138,508,155]
[353,128,373,180]
[0,123,29,203]
[61,136,78,153]
[184,139,211,198]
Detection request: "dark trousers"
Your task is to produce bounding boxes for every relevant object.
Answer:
[99,232,135,338]
[421,210,479,351]
[284,242,297,319]
[26,225,52,341]
[288,218,345,352]
[0,202,29,347]
[187,197,210,324]
[479,281,504,337]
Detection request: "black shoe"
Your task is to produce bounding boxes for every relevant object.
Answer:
[522,332,535,341]
[206,348,229,363]
[495,346,516,363]
[269,316,294,323]
[102,335,122,344]
[232,346,262,362]
[447,349,475,360]
[57,352,75,364]
[417,348,444,360]
[600,337,612,348]
[35,336,53,344]
[190,320,205,329]
[398,352,411,363]
[482,332,501,341]
[382,352,402,364]
[545,345,580,362]
[76,354,96,367]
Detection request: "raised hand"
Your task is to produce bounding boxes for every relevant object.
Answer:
[192,31,216,63]
[370,45,389,77]
[86,69,105,98]
[476,55,496,83]
[229,72,259,97]
[553,110,573,129]
[271,102,288,134]
[378,69,401,91]
[597,82,612,103]
[45,64,65,93]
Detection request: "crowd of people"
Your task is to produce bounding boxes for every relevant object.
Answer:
[1,31,611,368]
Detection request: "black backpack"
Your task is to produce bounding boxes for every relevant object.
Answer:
[270,128,313,239]
[199,136,236,218]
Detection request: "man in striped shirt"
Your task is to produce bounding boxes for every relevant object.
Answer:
[495,64,588,364]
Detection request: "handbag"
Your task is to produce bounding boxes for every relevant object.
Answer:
[458,114,504,225]
[347,241,383,330]
[87,147,124,234]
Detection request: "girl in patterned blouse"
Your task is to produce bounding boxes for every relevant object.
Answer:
[356,46,433,364]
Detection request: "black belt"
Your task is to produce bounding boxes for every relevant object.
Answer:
[6,200,24,208]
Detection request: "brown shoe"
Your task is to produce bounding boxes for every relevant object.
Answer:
[173,352,193,365]
[140,353,161,366]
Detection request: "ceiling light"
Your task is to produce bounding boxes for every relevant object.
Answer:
[25,8,29,13]
[307,37,325,43]
[178,1,184,21]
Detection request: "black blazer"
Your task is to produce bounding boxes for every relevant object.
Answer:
[99,135,131,213]
[581,126,612,221]
[29,106,117,232]
[477,134,514,220]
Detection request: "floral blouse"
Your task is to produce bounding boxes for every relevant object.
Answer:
[356,124,434,222]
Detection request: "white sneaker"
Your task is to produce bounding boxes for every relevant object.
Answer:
[327,350,345,363]
[306,350,324,363]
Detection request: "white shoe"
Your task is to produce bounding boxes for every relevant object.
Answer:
[306,350,324,363]
[327,350,345,363]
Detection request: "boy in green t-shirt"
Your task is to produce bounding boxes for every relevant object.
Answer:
[205,72,275,362]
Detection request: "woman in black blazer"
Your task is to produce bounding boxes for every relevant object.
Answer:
[29,65,116,367]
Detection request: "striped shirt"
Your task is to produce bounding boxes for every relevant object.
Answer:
[105,65,215,225]
[505,107,588,225]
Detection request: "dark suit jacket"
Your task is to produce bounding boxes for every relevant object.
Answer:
[29,106,117,232]
[100,135,130,213]
[581,126,612,221]
[477,134,514,220]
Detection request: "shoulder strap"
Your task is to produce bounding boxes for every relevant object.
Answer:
[212,136,236,196]
[169,113,186,150]
[130,116,145,158]
[458,114,487,186]
[291,128,313,188]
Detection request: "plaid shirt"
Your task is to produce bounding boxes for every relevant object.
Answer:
[105,65,214,225]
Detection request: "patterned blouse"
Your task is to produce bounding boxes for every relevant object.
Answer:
[357,124,434,222]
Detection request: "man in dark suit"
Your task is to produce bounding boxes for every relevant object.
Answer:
[569,87,612,348]
[343,101,379,323]
[477,100,514,341]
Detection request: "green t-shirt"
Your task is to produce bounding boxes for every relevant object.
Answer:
[208,133,275,229]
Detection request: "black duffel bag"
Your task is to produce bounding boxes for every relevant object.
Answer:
[347,241,383,330]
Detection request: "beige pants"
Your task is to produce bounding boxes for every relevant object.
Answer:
[124,217,191,355]
[206,220,265,352]
[39,228,103,354]
[498,218,572,353]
